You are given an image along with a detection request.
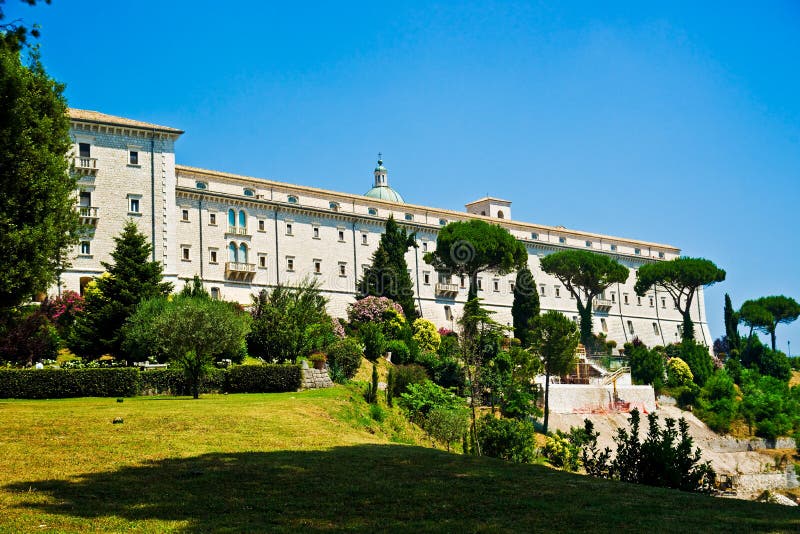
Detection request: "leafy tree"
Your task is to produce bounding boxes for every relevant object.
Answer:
[634,257,725,341]
[696,369,738,433]
[246,279,332,363]
[326,337,363,383]
[0,305,58,365]
[539,250,629,347]
[723,293,740,351]
[0,0,51,50]
[359,322,387,361]
[626,340,665,388]
[511,267,539,346]
[529,310,580,433]
[666,357,693,387]
[739,296,800,351]
[69,221,172,361]
[679,340,714,387]
[477,414,537,463]
[739,336,791,381]
[490,345,542,420]
[424,219,527,300]
[358,216,418,321]
[179,275,210,299]
[412,318,440,353]
[423,407,469,452]
[150,296,251,399]
[0,40,78,315]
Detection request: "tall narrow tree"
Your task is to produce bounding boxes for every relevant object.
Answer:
[539,250,629,348]
[511,267,540,346]
[723,293,740,351]
[69,221,172,360]
[635,257,725,341]
[358,216,418,321]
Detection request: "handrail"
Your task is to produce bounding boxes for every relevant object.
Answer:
[225,261,256,273]
[601,366,630,386]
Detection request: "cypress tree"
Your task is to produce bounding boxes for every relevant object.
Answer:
[723,293,740,351]
[358,216,418,321]
[70,220,172,361]
[511,267,539,346]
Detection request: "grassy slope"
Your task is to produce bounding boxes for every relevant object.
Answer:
[0,389,797,533]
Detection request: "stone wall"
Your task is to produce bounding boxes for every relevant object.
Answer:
[545,384,657,414]
[301,362,333,389]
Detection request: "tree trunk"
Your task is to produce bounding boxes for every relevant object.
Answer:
[770,329,777,352]
[543,371,550,434]
[468,272,478,301]
[681,312,695,342]
[578,303,593,349]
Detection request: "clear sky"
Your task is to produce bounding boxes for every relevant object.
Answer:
[9,1,800,351]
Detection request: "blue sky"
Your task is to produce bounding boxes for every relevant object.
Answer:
[10,1,800,351]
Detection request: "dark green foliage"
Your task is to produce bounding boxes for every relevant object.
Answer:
[626,340,665,389]
[386,367,395,406]
[326,338,363,383]
[358,216,419,321]
[634,257,725,341]
[0,42,78,313]
[485,346,541,420]
[398,380,463,423]
[437,331,459,360]
[696,370,738,433]
[739,336,791,381]
[724,294,740,351]
[529,311,580,433]
[739,370,800,439]
[424,219,527,299]
[246,281,332,363]
[69,221,172,361]
[739,295,800,351]
[0,368,139,399]
[543,427,591,471]
[477,415,537,463]
[359,322,386,361]
[511,267,539,346]
[138,368,226,396]
[120,297,170,364]
[367,363,379,404]
[385,339,410,364]
[580,410,715,493]
[390,364,429,399]
[225,364,301,394]
[539,250,629,347]
[423,407,469,451]
[678,340,714,387]
[179,275,210,299]
[0,306,59,365]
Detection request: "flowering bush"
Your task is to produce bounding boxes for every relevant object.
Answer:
[438,327,454,337]
[41,290,84,332]
[413,318,441,353]
[331,317,346,339]
[347,296,404,324]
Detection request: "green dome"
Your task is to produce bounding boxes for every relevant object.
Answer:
[364,186,404,203]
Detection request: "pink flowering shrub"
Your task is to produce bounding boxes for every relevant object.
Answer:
[438,327,454,337]
[347,296,404,324]
[42,290,84,331]
[331,317,346,339]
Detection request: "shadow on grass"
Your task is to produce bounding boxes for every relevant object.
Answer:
[5,444,799,533]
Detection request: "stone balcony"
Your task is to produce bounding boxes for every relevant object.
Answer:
[77,206,99,225]
[594,298,614,312]
[225,261,256,281]
[225,226,251,237]
[73,156,98,175]
[435,283,460,298]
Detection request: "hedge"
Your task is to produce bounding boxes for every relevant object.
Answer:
[0,364,302,398]
[226,364,302,393]
[0,368,139,399]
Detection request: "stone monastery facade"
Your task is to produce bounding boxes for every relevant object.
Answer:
[62,109,712,349]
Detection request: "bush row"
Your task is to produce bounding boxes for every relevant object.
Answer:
[0,364,302,399]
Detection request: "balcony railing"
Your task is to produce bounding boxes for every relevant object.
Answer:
[73,156,98,175]
[435,283,460,298]
[594,298,613,311]
[225,261,256,281]
[77,206,99,225]
[226,226,251,237]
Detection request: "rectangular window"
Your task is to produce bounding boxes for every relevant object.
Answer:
[531,233,539,240]
[258,220,265,232]
[637,296,642,306]
[210,287,220,300]
[555,286,561,298]
[585,240,592,248]
[510,281,515,293]
[460,276,466,288]
[601,318,608,333]
[444,305,453,321]
[338,229,345,242]
[628,320,635,335]
[559,237,566,244]
[128,197,140,214]
[658,252,665,259]
[361,233,368,245]
[129,150,139,165]
[539,284,546,296]
[611,292,616,303]
[286,223,293,235]
[286,257,295,271]
[649,297,654,307]
[423,272,431,285]
[493,279,500,292]
[314,259,322,274]
[79,191,91,207]
[209,250,218,264]
[610,244,617,252]
[653,322,660,335]
[80,241,91,255]
[422,242,428,252]
[660,297,666,308]
[181,246,190,261]
[312,226,320,239]
[79,143,90,158]
[181,209,189,222]
[624,293,629,305]
[635,248,642,255]
[477,278,483,291]
[339,262,347,277]
[259,255,267,268]
[209,213,217,225]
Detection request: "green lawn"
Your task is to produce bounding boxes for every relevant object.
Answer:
[0,388,798,533]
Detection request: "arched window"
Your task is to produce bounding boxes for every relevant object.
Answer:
[439,219,447,226]
[239,243,248,264]
[288,195,298,204]
[238,209,246,229]
[228,209,236,228]
[329,201,340,211]
[195,181,207,190]
[497,210,505,219]
[243,188,255,197]
[228,242,238,263]
[368,207,378,216]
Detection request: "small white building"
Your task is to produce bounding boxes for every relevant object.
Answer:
[60,109,713,349]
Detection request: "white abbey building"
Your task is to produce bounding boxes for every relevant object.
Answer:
[62,109,712,349]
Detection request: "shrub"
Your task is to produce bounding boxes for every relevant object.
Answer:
[696,370,738,433]
[326,338,363,382]
[666,357,693,387]
[385,339,410,364]
[138,368,226,396]
[398,380,463,423]
[543,434,581,471]
[412,318,441,353]
[437,331,459,360]
[0,368,139,398]
[424,407,469,451]
[0,307,60,366]
[347,296,404,324]
[369,403,386,422]
[477,415,537,463]
[627,342,665,388]
[390,364,429,399]
[225,364,301,393]
[359,322,386,361]
[679,340,714,387]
